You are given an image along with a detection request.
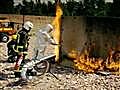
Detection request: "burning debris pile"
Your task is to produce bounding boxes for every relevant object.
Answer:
[68,43,120,74]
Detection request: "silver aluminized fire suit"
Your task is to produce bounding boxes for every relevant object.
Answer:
[34,24,56,59]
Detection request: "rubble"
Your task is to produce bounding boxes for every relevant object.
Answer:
[0,62,120,90]
[0,43,120,90]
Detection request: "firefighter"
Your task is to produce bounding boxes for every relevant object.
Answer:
[18,24,57,82]
[14,21,33,79]
[34,24,57,59]
[7,34,18,63]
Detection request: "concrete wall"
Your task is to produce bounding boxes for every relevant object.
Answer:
[62,16,120,59]
[62,16,87,54]
[0,14,54,32]
[1,14,120,59]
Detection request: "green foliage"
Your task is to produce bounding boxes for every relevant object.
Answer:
[83,0,106,16]
[0,0,119,17]
[0,0,14,14]
[109,0,120,16]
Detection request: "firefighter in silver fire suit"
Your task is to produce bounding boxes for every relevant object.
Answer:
[14,21,33,73]
[34,24,57,59]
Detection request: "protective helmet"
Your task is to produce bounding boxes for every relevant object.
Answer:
[12,35,17,40]
[45,24,54,32]
[23,21,33,31]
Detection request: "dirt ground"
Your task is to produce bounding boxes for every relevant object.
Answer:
[0,42,120,90]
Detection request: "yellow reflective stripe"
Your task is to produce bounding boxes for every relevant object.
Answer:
[4,28,13,30]
[23,52,28,54]
[25,44,28,48]
[17,46,23,48]
[16,46,24,50]
[13,45,24,52]
[0,28,13,30]
[13,45,18,53]
[15,46,23,52]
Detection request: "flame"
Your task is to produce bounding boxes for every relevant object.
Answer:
[68,45,120,74]
[106,50,120,73]
[73,52,104,73]
[52,0,63,62]
[107,61,120,70]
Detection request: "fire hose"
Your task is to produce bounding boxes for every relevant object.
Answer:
[20,54,60,81]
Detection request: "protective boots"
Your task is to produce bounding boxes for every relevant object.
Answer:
[26,68,37,76]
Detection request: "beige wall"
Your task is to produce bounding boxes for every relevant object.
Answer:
[0,14,55,58]
[0,14,54,32]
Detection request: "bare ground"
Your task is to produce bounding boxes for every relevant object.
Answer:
[0,43,120,90]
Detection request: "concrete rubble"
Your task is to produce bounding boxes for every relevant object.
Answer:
[0,43,120,90]
[0,60,120,90]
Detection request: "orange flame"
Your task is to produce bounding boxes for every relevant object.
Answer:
[68,45,120,74]
[52,0,63,62]
[106,49,120,73]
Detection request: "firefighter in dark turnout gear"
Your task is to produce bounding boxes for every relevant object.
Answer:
[14,21,33,72]
[7,35,18,62]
